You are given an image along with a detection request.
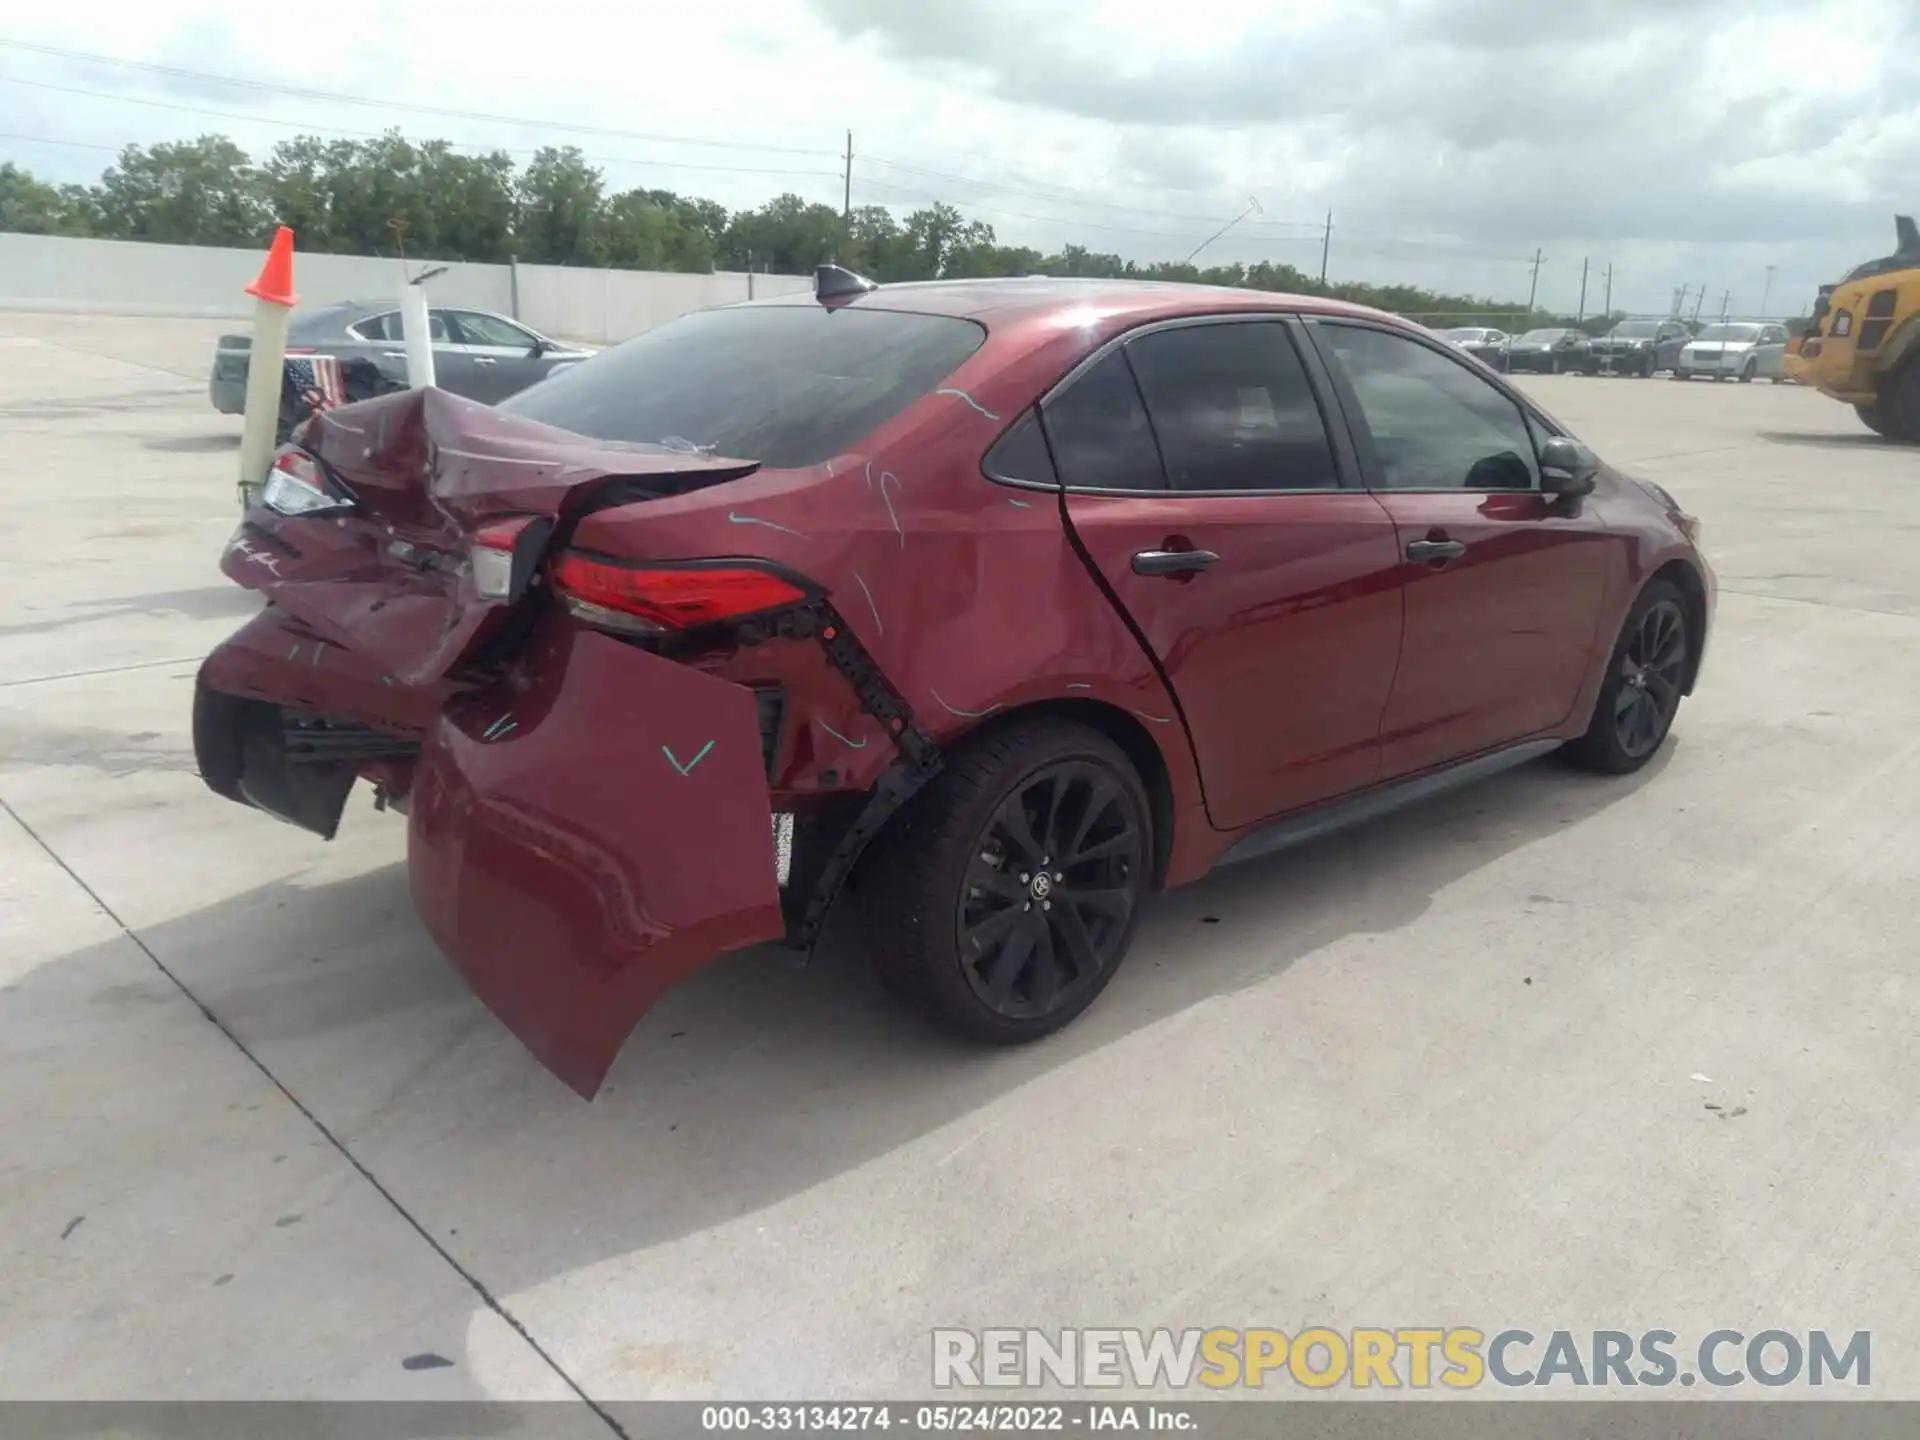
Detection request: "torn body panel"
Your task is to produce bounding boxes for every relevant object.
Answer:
[408,623,786,1097]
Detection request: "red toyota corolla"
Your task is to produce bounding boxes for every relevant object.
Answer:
[195,270,1713,1097]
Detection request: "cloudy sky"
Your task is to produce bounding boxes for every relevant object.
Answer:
[3,0,1915,314]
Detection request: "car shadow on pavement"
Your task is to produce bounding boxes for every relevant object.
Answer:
[1759,430,1905,450]
[144,433,241,453]
[0,586,259,639]
[76,741,1674,1311]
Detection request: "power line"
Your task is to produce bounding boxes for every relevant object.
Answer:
[0,80,843,181]
[0,130,121,153]
[0,37,844,158]
[861,153,1325,231]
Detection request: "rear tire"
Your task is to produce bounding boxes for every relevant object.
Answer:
[862,717,1153,1044]
[1857,403,1892,437]
[1879,362,1920,443]
[1739,359,1756,383]
[1562,580,1691,775]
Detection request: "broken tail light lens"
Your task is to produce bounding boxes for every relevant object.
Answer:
[470,515,553,602]
[260,446,352,517]
[549,554,812,635]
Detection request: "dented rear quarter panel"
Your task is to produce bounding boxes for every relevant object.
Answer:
[566,298,1243,883]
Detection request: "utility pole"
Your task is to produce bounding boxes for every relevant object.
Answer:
[1691,284,1706,323]
[1672,285,1686,318]
[1576,257,1589,323]
[1318,210,1333,286]
[1760,264,1776,317]
[841,130,854,244]
[1603,263,1613,318]
[1719,288,1731,321]
[1527,247,1544,315]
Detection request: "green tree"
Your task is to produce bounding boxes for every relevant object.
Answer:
[515,146,606,265]
[0,162,86,234]
[602,188,716,272]
[720,192,845,273]
[95,136,268,246]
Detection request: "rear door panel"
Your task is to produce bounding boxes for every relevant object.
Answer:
[1063,493,1404,825]
[1050,320,1406,831]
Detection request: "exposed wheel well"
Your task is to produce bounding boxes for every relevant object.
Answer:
[1652,559,1708,694]
[965,699,1178,889]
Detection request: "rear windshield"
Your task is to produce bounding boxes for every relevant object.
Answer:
[498,304,987,469]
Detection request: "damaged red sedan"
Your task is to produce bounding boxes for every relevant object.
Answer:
[195,269,1713,1097]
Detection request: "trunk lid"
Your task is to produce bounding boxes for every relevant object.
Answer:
[222,387,758,687]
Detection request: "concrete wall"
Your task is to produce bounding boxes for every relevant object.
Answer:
[512,262,811,344]
[0,233,811,345]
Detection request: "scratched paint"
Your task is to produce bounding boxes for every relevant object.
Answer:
[727,511,809,540]
[852,572,884,636]
[1007,498,1033,509]
[1067,683,1092,690]
[436,446,550,468]
[482,713,516,740]
[878,473,904,547]
[1132,711,1174,725]
[930,687,1003,719]
[662,739,716,776]
[936,387,1001,421]
[819,720,869,750]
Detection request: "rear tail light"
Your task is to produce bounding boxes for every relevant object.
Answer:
[470,515,553,602]
[549,554,812,635]
[260,446,353,517]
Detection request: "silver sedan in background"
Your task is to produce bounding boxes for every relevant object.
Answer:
[208,300,592,414]
[1673,322,1791,382]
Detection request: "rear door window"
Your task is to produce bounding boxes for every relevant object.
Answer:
[498,304,985,469]
[1039,350,1166,492]
[1124,321,1341,492]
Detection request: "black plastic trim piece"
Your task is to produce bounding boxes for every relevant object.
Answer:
[1217,738,1562,868]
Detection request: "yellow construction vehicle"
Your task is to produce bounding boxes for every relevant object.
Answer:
[1785,215,1920,440]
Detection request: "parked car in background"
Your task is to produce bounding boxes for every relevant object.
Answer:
[195,270,1713,1097]
[1505,328,1590,373]
[1674,323,1791,382]
[209,301,592,416]
[1438,326,1511,366]
[1586,318,1692,376]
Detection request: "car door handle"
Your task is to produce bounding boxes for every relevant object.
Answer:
[473,356,497,366]
[1406,539,1467,565]
[382,351,407,359]
[1132,548,1221,577]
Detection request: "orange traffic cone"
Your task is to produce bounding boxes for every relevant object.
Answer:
[245,225,298,308]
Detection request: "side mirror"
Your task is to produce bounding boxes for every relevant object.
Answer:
[1539,436,1599,498]
[531,336,554,355]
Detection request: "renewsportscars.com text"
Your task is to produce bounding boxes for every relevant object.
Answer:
[932,1327,1871,1390]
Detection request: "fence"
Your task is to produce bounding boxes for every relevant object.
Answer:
[0,233,813,345]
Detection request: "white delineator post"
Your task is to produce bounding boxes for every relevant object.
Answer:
[237,225,298,506]
[400,276,435,388]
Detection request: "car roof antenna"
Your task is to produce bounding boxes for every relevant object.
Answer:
[815,264,878,303]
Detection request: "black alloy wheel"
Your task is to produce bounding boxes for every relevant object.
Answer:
[860,717,1153,1043]
[1614,597,1687,759]
[957,760,1145,1022]
[1564,580,1691,774]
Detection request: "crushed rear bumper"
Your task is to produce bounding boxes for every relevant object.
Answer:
[195,612,787,1096]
